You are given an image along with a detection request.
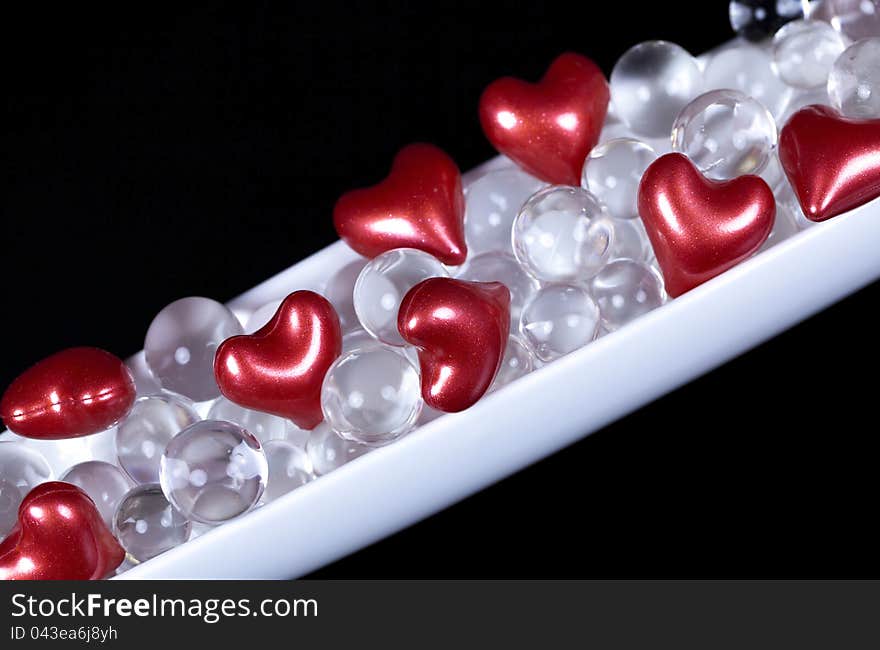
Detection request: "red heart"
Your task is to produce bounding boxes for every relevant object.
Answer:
[333,143,467,265]
[1,347,136,440]
[638,153,775,298]
[398,278,510,413]
[0,482,124,580]
[479,52,610,186]
[779,104,880,222]
[214,291,342,430]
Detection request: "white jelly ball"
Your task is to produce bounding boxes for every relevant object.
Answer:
[321,345,422,446]
[207,397,289,444]
[610,41,703,139]
[144,297,243,402]
[610,218,653,262]
[520,285,601,362]
[491,336,535,391]
[672,89,778,180]
[60,461,133,527]
[160,420,267,525]
[263,440,314,503]
[113,484,192,563]
[116,394,200,485]
[456,251,540,330]
[704,45,794,119]
[809,0,880,41]
[590,259,665,332]
[773,19,847,90]
[306,424,371,476]
[512,186,614,283]
[582,138,657,220]
[245,299,283,334]
[465,168,545,255]
[828,37,880,118]
[324,258,369,333]
[0,442,52,539]
[353,248,448,346]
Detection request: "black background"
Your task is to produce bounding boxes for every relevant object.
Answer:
[1,3,876,577]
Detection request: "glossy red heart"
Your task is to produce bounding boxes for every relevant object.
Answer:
[214,291,342,430]
[0,482,124,580]
[479,52,610,186]
[779,104,880,222]
[638,153,775,298]
[398,278,510,413]
[1,347,136,440]
[333,143,467,265]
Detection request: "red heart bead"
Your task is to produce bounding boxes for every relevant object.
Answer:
[1,347,136,440]
[638,153,775,298]
[333,143,467,265]
[214,291,342,430]
[0,482,124,580]
[398,278,510,413]
[779,104,880,222]
[479,52,610,186]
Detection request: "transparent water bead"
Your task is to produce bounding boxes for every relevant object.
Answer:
[672,89,778,180]
[590,260,665,332]
[262,440,314,503]
[0,442,52,539]
[704,45,794,119]
[828,38,880,118]
[245,299,283,334]
[306,424,371,476]
[144,297,243,401]
[809,0,880,40]
[116,393,200,485]
[159,420,268,525]
[760,203,802,250]
[730,0,808,41]
[581,138,657,220]
[324,258,369,333]
[207,397,289,444]
[512,186,614,283]
[610,41,703,139]
[353,248,448,346]
[321,345,422,446]
[464,168,545,255]
[491,336,535,391]
[60,461,133,527]
[456,252,540,330]
[520,285,601,362]
[610,218,653,262]
[113,484,192,564]
[773,20,847,89]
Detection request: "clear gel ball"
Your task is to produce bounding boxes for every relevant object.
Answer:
[320,345,422,446]
[491,336,535,391]
[60,461,133,527]
[113,484,192,564]
[773,20,847,89]
[262,440,314,503]
[512,186,614,283]
[306,424,371,476]
[324,258,369,333]
[590,260,665,332]
[464,168,545,255]
[207,397,289,444]
[245,299,282,334]
[610,218,653,262]
[809,0,880,41]
[116,393,200,485]
[520,285,601,362]
[761,203,801,250]
[159,420,268,525]
[730,0,808,41]
[0,479,23,542]
[353,248,448,346]
[581,139,657,220]
[610,41,703,139]
[0,442,52,538]
[704,45,794,119]
[672,89,778,180]
[144,297,243,401]
[456,251,540,330]
[828,37,880,118]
